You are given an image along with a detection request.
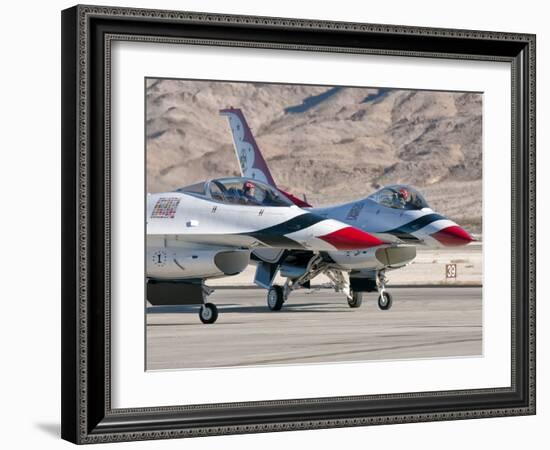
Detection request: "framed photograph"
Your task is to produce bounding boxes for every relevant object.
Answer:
[61,4,536,444]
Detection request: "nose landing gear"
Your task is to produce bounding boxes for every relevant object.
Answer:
[199,302,218,324]
[198,285,219,324]
[377,291,393,310]
[376,271,393,311]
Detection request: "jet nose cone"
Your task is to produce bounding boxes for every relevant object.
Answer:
[431,226,473,247]
[318,226,385,250]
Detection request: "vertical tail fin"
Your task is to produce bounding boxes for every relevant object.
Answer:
[219,108,277,186]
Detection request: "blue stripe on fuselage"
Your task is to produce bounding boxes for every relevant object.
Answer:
[385,213,446,240]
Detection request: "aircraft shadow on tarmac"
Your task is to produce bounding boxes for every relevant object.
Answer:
[146,302,354,315]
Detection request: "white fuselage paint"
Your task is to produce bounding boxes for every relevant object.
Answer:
[146,191,382,280]
[312,198,459,247]
[148,192,354,250]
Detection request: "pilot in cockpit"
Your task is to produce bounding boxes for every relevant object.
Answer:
[396,187,410,208]
[242,181,258,204]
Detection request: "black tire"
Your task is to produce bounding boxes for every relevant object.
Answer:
[199,303,218,324]
[377,292,393,310]
[267,285,285,311]
[347,291,363,308]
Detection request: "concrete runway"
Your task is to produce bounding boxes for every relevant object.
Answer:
[146,287,482,370]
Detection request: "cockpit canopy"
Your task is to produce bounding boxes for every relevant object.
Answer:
[175,177,294,207]
[369,185,430,210]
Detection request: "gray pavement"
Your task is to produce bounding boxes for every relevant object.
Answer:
[146,287,482,370]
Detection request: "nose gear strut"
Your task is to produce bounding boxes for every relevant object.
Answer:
[376,270,393,310]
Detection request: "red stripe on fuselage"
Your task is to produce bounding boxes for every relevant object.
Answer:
[431,226,472,246]
[318,227,385,250]
[277,188,312,208]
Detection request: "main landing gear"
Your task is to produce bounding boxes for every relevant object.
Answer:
[265,255,325,311]
[267,285,285,311]
[347,291,363,308]
[262,258,394,312]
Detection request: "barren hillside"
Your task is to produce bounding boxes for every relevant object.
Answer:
[146,79,482,233]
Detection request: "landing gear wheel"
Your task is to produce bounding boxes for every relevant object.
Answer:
[377,291,393,310]
[347,291,363,308]
[199,303,218,324]
[267,285,285,311]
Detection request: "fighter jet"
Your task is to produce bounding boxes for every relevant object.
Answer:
[220,107,473,312]
[146,177,386,323]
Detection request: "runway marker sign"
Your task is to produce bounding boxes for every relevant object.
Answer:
[446,263,457,279]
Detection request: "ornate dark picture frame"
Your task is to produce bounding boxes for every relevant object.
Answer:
[61,4,536,444]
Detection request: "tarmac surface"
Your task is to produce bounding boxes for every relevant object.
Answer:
[146,286,482,370]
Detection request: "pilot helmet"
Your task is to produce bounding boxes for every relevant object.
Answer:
[398,187,409,200]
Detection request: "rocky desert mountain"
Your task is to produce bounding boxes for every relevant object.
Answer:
[146,79,482,234]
